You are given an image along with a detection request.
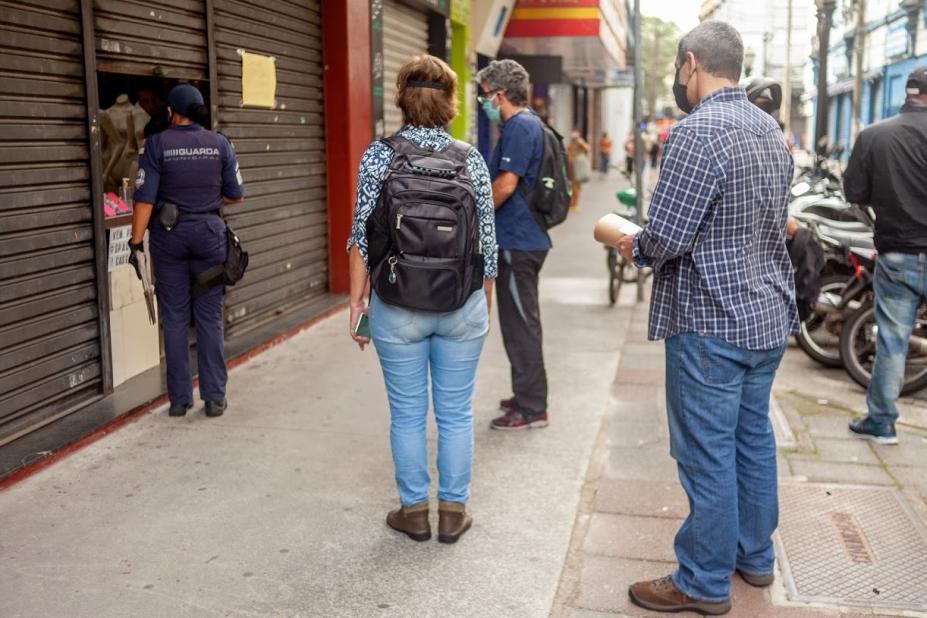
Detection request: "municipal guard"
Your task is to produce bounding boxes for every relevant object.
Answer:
[128,84,245,418]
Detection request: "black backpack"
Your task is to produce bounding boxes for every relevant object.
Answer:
[366,135,483,313]
[523,112,572,229]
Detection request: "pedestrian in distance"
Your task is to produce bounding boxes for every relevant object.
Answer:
[648,133,660,170]
[843,66,927,446]
[567,128,592,212]
[476,59,552,430]
[347,55,497,544]
[623,132,635,178]
[599,131,613,176]
[128,84,245,419]
[609,21,797,615]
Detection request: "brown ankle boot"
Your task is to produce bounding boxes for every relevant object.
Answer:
[386,502,431,542]
[438,501,472,544]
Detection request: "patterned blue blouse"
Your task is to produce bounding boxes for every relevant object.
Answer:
[347,126,498,279]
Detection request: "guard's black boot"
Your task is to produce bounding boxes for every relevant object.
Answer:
[204,399,227,418]
[168,403,192,417]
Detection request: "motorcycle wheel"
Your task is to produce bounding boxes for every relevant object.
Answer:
[839,300,927,396]
[607,248,624,306]
[795,275,851,368]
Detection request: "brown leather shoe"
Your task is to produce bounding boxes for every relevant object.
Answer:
[736,568,774,588]
[386,502,431,542]
[437,501,472,544]
[628,575,731,615]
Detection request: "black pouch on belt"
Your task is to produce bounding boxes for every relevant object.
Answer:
[159,202,181,231]
[191,223,249,299]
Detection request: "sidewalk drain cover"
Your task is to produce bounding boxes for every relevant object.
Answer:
[777,484,927,612]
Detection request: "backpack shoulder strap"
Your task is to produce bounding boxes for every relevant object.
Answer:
[444,139,474,164]
[380,134,418,155]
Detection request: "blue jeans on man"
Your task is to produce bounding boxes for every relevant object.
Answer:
[664,333,786,602]
[866,252,927,429]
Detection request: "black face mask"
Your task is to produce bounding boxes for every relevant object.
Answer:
[673,66,694,114]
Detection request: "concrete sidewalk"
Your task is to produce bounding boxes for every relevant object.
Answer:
[0,178,636,617]
[552,302,927,618]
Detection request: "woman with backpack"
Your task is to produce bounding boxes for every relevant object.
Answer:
[346,55,497,544]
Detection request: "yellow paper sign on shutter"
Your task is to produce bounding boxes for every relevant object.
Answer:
[241,51,276,108]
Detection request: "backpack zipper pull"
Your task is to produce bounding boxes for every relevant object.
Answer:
[395,214,403,230]
[388,256,398,284]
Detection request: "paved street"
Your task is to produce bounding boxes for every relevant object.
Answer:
[3,177,927,617]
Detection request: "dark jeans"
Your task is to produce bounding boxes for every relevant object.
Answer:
[150,214,228,407]
[497,249,548,416]
[665,333,786,602]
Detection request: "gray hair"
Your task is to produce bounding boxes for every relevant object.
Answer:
[475,59,530,106]
[677,21,743,81]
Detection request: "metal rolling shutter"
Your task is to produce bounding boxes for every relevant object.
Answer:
[383,0,429,135]
[94,0,208,78]
[213,0,327,337]
[0,0,103,444]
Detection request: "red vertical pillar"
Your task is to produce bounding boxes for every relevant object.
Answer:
[323,0,372,294]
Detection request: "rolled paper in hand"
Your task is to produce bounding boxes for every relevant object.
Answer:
[594,213,642,246]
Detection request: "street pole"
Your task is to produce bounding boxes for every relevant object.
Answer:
[763,32,772,76]
[632,0,644,302]
[814,0,837,157]
[851,0,867,143]
[782,0,793,137]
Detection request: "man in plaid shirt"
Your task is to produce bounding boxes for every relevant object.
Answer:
[615,21,797,615]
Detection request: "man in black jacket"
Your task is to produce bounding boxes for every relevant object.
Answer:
[843,66,927,445]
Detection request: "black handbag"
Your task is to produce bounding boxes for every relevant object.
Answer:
[191,223,249,299]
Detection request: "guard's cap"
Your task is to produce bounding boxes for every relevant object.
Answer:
[906,66,927,96]
[167,84,204,117]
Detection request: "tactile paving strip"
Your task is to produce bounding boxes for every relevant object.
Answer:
[777,483,927,611]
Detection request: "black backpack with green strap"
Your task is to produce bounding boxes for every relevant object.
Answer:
[524,112,572,229]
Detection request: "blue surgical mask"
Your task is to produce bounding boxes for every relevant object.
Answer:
[482,97,502,125]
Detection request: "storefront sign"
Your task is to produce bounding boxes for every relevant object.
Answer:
[108,225,132,270]
[240,51,277,108]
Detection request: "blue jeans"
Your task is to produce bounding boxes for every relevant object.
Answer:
[867,252,927,425]
[370,289,489,506]
[664,333,786,602]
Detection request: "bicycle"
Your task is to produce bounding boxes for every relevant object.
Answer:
[606,187,652,306]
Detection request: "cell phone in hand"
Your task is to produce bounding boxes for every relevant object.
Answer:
[353,313,370,339]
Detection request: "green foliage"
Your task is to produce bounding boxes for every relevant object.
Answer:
[641,16,681,117]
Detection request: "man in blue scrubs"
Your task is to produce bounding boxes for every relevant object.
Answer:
[129,84,244,418]
[476,60,550,430]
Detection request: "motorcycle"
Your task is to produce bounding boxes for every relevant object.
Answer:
[796,203,927,394]
[793,219,874,367]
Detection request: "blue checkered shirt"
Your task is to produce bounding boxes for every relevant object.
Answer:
[632,88,798,350]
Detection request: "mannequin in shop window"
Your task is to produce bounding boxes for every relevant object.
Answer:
[100,94,150,194]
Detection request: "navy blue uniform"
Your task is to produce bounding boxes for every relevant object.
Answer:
[135,124,244,407]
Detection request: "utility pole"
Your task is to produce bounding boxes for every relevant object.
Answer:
[814,0,837,156]
[851,0,867,143]
[782,0,793,137]
[632,0,644,302]
[762,32,773,76]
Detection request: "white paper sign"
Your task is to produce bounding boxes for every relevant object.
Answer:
[108,225,132,270]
